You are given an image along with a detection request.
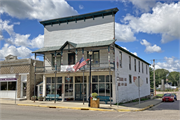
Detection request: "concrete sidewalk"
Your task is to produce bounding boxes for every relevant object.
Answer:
[0,98,161,112]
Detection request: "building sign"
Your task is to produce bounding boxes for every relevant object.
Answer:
[0,78,17,81]
[117,77,127,87]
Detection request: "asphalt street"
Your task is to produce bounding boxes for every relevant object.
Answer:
[0,91,179,120]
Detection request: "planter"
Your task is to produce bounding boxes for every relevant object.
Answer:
[38,97,44,101]
[31,96,36,101]
[90,98,99,108]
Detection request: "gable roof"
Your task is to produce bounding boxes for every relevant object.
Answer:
[115,44,150,65]
[32,39,115,53]
[40,8,119,26]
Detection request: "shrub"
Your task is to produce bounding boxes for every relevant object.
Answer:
[91,92,98,98]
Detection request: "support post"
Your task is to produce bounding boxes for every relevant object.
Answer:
[54,51,57,103]
[34,53,36,102]
[153,59,156,96]
[108,46,112,106]
[88,51,92,107]
[82,48,85,105]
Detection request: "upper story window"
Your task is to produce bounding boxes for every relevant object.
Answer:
[129,56,131,70]
[146,78,148,84]
[52,54,61,67]
[68,53,75,65]
[138,61,140,72]
[87,51,99,64]
[129,74,132,84]
[146,65,148,74]
[142,63,143,73]
[119,51,122,68]
[134,59,136,71]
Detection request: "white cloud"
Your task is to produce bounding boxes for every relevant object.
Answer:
[0,19,44,48]
[0,44,32,60]
[0,0,78,20]
[155,57,180,72]
[140,39,161,53]
[121,46,138,56]
[115,22,136,42]
[124,2,180,43]
[30,34,44,48]
[127,0,156,12]
[79,5,84,10]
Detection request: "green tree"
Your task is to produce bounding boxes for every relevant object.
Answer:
[155,69,169,87]
[167,72,180,86]
[149,67,154,88]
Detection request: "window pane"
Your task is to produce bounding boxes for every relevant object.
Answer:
[1,82,7,90]
[57,77,62,83]
[75,76,86,83]
[57,84,62,96]
[92,84,98,93]
[92,76,98,82]
[99,83,105,96]
[46,77,51,83]
[106,75,112,82]
[8,82,16,90]
[65,84,73,96]
[129,75,132,84]
[99,75,105,82]
[51,84,55,94]
[52,77,55,83]
[106,83,112,97]
[46,84,51,95]
[93,51,99,64]
[65,77,73,83]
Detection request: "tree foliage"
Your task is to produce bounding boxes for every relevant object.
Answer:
[149,68,180,88]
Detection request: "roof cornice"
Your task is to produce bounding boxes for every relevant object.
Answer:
[40,8,119,26]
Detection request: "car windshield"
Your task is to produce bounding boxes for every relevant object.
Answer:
[164,94,172,97]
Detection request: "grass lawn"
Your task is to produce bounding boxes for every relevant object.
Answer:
[156,94,164,98]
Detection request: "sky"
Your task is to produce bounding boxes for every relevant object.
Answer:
[0,0,179,72]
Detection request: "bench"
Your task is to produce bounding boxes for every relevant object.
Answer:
[46,94,59,101]
[97,96,111,104]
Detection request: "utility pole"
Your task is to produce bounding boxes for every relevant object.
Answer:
[153,59,156,96]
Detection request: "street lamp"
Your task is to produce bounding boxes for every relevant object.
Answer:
[88,50,92,107]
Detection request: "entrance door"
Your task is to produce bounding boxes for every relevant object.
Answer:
[23,82,27,97]
[75,84,86,101]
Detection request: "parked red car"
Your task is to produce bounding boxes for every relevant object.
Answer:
[162,93,174,102]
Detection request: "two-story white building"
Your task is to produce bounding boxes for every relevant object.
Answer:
[33,8,150,103]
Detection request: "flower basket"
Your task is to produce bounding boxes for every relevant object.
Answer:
[38,96,44,101]
[90,92,99,108]
[31,96,37,101]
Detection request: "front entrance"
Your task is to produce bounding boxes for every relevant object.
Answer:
[75,84,86,101]
[23,82,27,97]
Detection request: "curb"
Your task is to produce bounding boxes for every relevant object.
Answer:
[16,102,161,112]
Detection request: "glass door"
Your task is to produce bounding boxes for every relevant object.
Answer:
[75,84,86,101]
[23,82,27,97]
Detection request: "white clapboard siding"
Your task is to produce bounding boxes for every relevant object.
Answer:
[44,15,114,47]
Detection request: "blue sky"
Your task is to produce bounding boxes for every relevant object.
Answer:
[0,0,179,72]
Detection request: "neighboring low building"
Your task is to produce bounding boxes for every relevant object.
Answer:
[0,55,43,100]
[33,8,150,103]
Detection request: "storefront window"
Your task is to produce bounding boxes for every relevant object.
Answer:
[8,82,16,90]
[92,83,98,93]
[0,82,7,90]
[99,83,105,96]
[75,76,87,83]
[46,77,51,83]
[65,77,73,96]
[92,76,98,82]
[99,76,105,82]
[92,75,112,97]
[46,84,51,95]
[57,77,62,83]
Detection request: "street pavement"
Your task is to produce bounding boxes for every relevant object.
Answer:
[0,91,179,120]
[0,97,162,112]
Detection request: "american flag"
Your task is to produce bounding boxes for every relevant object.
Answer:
[73,57,87,71]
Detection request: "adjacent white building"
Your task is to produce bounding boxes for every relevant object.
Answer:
[33,8,150,103]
